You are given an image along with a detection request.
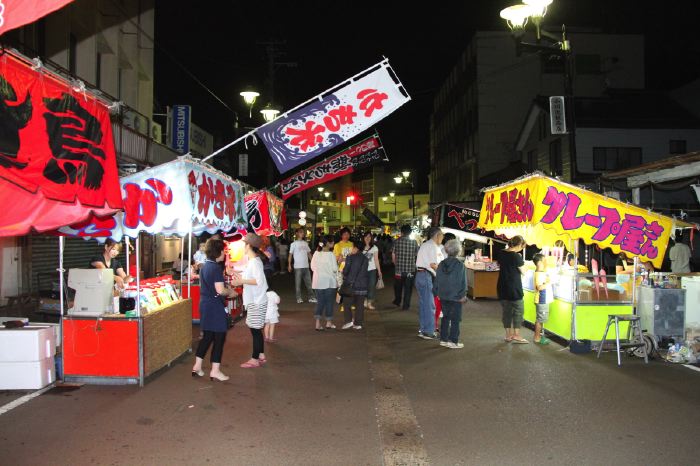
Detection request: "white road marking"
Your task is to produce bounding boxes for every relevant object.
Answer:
[682,364,700,373]
[0,383,55,416]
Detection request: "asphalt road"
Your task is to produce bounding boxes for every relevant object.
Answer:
[1,271,699,466]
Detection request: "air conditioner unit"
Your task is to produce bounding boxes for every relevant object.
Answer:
[122,109,149,136]
[151,122,162,143]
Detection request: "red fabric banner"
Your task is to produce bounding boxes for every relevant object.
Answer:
[244,190,286,237]
[0,0,75,36]
[278,134,386,200]
[0,52,122,236]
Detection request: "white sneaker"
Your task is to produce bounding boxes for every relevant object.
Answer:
[439,341,449,347]
[296,298,303,304]
[447,342,465,349]
[308,297,317,303]
[353,325,363,330]
[342,322,354,330]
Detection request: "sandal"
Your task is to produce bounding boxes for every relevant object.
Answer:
[258,356,267,365]
[504,337,513,342]
[511,337,529,344]
[240,359,261,368]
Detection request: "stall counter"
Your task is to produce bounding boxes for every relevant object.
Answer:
[465,262,499,299]
[522,270,633,342]
[63,298,192,385]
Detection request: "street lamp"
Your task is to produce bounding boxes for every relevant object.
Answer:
[499,0,577,181]
[260,103,281,122]
[382,192,397,222]
[394,172,415,218]
[240,87,260,118]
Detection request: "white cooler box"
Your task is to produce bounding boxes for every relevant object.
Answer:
[0,359,55,390]
[0,327,56,390]
[0,327,55,362]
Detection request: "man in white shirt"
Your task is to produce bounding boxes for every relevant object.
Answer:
[415,227,444,339]
[669,234,692,273]
[288,228,317,304]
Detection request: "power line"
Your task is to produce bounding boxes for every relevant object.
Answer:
[108,0,238,116]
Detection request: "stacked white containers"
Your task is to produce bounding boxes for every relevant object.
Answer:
[0,327,56,389]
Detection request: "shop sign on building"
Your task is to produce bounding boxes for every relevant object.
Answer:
[169,105,191,154]
[549,96,567,134]
[239,153,249,177]
[189,122,213,158]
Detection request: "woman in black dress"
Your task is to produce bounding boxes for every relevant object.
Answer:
[191,239,237,381]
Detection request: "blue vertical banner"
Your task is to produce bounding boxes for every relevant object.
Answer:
[170,105,191,154]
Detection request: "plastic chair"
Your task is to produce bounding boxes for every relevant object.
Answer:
[591,259,601,300]
[598,268,610,299]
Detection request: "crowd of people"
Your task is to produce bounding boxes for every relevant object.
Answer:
[189,225,550,380]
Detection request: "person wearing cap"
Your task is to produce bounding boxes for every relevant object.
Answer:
[231,232,270,368]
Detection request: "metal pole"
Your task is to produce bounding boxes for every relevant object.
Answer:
[187,224,193,298]
[125,237,130,277]
[136,236,141,316]
[179,236,184,292]
[58,236,65,381]
[411,187,416,218]
[312,203,319,248]
[563,41,577,182]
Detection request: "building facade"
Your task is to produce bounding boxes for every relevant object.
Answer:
[0,0,184,304]
[429,30,645,203]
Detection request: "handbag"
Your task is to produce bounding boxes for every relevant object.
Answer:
[376,276,385,290]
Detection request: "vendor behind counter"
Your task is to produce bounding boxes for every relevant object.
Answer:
[90,238,133,288]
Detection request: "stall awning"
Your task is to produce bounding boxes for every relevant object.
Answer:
[0,52,123,236]
[477,174,685,268]
[58,157,248,240]
[433,203,506,245]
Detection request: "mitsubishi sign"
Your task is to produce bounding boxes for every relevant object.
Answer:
[170,105,191,154]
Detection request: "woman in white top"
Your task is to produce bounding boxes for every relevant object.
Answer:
[311,235,338,330]
[362,231,382,310]
[231,233,269,368]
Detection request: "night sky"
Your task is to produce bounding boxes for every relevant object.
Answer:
[155,0,700,190]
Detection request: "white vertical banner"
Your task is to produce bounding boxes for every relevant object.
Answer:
[239,153,249,177]
[549,96,567,134]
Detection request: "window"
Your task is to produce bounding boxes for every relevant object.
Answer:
[549,140,562,176]
[592,147,642,171]
[527,150,537,171]
[96,52,102,88]
[68,33,77,74]
[670,140,687,154]
[538,112,547,141]
[576,54,601,75]
[541,54,564,74]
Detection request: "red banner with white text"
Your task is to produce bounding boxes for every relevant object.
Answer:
[278,134,387,200]
[0,52,122,236]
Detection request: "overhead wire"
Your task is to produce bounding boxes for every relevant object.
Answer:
[107,0,238,117]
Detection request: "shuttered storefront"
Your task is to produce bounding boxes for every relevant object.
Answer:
[28,236,126,296]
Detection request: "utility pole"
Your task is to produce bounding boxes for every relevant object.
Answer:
[258,40,297,187]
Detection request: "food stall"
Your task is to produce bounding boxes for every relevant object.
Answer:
[0,50,124,389]
[477,173,685,342]
[181,189,286,322]
[58,157,248,385]
[432,203,506,298]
